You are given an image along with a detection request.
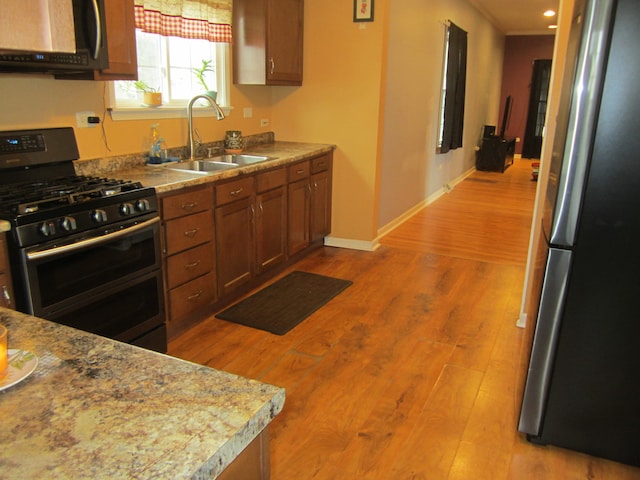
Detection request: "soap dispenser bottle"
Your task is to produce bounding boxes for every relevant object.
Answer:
[148,123,164,164]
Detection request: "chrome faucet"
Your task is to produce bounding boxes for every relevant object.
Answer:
[187,94,225,160]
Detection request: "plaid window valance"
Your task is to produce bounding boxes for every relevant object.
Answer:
[134,0,232,43]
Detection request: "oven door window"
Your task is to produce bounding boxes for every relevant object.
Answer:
[23,218,161,315]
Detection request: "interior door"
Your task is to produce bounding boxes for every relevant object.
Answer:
[522,59,552,159]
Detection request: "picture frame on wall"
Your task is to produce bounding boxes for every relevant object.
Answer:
[353,0,374,22]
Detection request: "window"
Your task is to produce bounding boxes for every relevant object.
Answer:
[109,29,230,116]
[438,22,467,153]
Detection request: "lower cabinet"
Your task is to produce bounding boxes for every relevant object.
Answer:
[214,169,289,298]
[288,153,333,255]
[310,153,332,243]
[287,160,311,256]
[255,169,287,274]
[161,185,216,336]
[215,176,256,298]
[0,233,14,309]
[161,151,333,339]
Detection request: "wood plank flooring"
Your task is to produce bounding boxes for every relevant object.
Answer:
[169,159,640,479]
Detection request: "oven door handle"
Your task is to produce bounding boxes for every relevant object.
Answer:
[27,217,160,261]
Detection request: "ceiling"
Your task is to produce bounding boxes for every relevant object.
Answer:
[468,0,560,35]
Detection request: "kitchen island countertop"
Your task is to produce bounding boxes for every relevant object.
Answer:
[0,307,285,479]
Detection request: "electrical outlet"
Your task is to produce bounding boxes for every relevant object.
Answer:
[76,111,97,128]
[260,118,270,127]
[243,107,253,118]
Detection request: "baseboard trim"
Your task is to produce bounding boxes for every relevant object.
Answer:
[324,236,380,252]
[516,312,527,329]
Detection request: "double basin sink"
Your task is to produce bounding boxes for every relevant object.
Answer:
[159,154,275,174]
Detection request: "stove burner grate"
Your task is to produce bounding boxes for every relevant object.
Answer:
[0,175,145,216]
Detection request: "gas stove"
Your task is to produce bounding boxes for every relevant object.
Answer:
[0,128,157,248]
[0,127,166,353]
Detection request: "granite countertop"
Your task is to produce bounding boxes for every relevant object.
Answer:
[76,141,336,195]
[0,308,285,479]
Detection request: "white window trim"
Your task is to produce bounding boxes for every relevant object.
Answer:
[107,42,232,121]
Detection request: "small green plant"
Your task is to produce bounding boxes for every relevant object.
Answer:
[134,80,158,93]
[192,59,214,92]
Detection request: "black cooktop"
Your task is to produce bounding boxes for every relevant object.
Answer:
[0,175,146,216]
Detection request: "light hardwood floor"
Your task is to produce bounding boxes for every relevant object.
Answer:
[169,159,640,479]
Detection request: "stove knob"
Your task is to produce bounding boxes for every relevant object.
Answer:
[91,209,108,223]
[135,199,151,212]
[60,216,78,232]
[38,221,56,237]
[120,203,134,216]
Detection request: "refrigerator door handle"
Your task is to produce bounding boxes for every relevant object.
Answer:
[548,0,616,247]
[519,248,573,435]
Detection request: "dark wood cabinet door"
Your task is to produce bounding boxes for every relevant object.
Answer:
[233,0,303,85]
[267,0,303,85]
[256,186,287,274]
[215,197,255,297]
[288,179,310,255]
[310,170,331,242]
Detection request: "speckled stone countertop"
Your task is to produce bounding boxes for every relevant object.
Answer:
[74,140,336,195]
[0,308,285,479]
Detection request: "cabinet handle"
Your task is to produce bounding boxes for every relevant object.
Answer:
[1,286,11,307]
[269,57,275,75]
[184,260,201,270]
[181,202,198,211]
[184,227,200,238]
[229,187,244,196]
[187,290,203,302]
[250,204,255,221]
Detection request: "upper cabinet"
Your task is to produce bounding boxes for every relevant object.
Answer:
[232,0,304,86]
[56,0,138,81]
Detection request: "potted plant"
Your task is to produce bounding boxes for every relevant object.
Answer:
[135,80,162,107]
[192,59,217,100]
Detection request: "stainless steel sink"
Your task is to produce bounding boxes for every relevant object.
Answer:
[208,154,274,166]
[158,154,275,175]
[163,160,240,174]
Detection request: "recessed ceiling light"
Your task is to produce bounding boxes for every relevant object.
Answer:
[548,24,558,29]
[544,10,556,17]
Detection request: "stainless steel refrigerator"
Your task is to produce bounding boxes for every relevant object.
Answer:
[518,0,640,467]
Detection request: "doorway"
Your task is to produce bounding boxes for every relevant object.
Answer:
[522,59,552,159]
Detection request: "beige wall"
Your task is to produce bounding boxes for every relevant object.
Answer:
[378,0,504,235]
[270,0,389,247]
[0,75,273,160]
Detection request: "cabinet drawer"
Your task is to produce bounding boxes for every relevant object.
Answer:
[288,160,310,181]
[311,154,331,173]
[164,210,214,255]
[168,271,216,322]
[256,168,286,192]
[215,177,254,206]
[162,186,212,220]
[166,242,214,290]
